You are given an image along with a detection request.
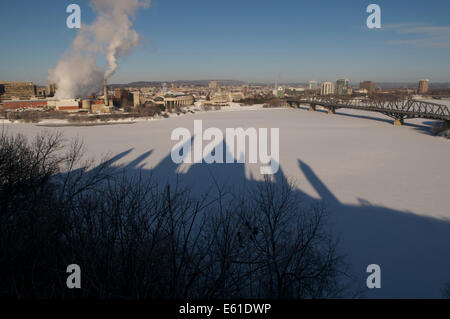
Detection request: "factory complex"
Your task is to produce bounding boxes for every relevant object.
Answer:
[0,80,118,113]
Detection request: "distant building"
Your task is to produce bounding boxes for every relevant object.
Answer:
[309,81,319,90]
[242,84,249,96]
[286,87,305,95]
[36,87,46,97]
[335,79,349,95]
[46,82,56,97]
[273,86,285,98]
[360,81,376,95]
[46,99,81,112]
[164,94,194,112]
[209,81,217,89]
[0,81,37,100]
[114,88,132,107]
[354,88,368,95]
[418,79,429,94]
[132,91,142,108]
[2,99,47,110]
[321,82,335,96]
[229,92,245,102]
[210,92,231,106]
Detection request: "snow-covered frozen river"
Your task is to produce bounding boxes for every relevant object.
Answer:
[4,106,450,298]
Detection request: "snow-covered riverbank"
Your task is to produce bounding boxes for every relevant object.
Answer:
[3,106,450,298]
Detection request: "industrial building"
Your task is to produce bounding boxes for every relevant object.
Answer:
[3,99,79,112]
[114,89,132,108]
[0,79,119,114]
[0,81,37,100]
[47,99,81,112]
[1,97,112,113]
[2,99,47,110]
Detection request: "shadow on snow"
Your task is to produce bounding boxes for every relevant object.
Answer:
[96,138,450,299]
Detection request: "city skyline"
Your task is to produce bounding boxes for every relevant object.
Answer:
[1,0,450,85]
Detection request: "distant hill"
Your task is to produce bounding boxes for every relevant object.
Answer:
[374,82,450,89]
[110,80,450,90]
[111,80,246,88]
[278,82,450,89]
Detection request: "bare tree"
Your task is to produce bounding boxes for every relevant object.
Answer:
[0,130,356,299]
[443,281,450,299]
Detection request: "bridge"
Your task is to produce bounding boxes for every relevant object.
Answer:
[286,96,450,127]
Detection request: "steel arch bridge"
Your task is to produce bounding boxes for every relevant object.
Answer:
[286,96,450,126]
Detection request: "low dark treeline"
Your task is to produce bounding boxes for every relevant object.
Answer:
[238,97,273,106]
[1,109,72,123]
[1,105,167,124]
[0,130,356,299]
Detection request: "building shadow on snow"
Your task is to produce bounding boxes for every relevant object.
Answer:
[96,139,450,299]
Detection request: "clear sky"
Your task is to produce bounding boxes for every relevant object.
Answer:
[1,0,450,85]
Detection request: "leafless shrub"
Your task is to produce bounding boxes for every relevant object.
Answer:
[5,110,42,123]
[432,121,450,138]
[443,282,450,299]
[0,131,355,299]
[137,104,164,117]
[263,98,285,108]
[202,177,352,299]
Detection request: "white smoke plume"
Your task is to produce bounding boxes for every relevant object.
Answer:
[49,0,150,99]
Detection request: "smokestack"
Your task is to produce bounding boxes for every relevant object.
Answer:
[48,0,150,100]
[104,79,109,106]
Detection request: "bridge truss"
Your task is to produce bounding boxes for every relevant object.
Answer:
[286,96,450,124]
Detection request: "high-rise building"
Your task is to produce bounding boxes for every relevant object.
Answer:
[309,80,318,90]
[418,79,429,94]
[335,79,349,95]
[360,81,376,95]
[321,82,335,95]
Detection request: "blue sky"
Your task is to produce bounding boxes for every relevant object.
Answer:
[1,0,449,85]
